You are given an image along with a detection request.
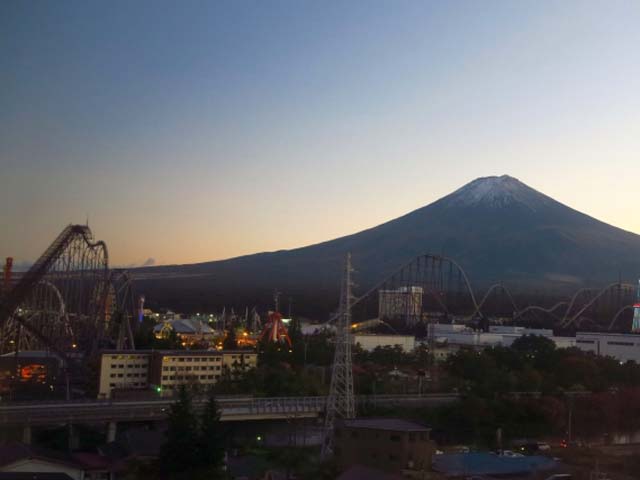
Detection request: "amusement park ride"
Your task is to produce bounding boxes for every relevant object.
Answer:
[0,225,137,364]
[3,223,640,393]
[258,291,292,347]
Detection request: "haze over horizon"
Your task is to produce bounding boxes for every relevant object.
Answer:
[2,1,640,267]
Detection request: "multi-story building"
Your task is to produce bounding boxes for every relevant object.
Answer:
[97,349,257,398]
[378,287,423,325]
[148,350,256,395]
[98,351,151,398]
[334,418,435,474]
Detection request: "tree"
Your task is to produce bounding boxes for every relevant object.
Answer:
[196,393,226,479]
[511,334,556,369]
[160,386,200,478]
[223,329,238,350]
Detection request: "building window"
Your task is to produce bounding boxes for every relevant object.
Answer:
[409,433,415,442]
[608,341,634,346]
[389,434,401,442]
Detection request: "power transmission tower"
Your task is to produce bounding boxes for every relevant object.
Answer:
[321,252,356,458]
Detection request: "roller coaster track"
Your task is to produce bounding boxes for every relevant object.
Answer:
[608,305,634,331]
[0,225,107,327]
[466,283,519,321]
[326,253,479,325]
[0,224,136,361]
[560,282,635,329]
[511,301,569,322]
[334,252,636,332]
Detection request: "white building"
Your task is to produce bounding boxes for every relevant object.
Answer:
[425,324,576,361]
[575,332,640,363]
[353,334,416,352]
[411,324,640,364]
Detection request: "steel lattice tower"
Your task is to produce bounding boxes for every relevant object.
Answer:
[321,252,356,458]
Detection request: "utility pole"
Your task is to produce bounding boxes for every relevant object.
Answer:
[321,253,356,458]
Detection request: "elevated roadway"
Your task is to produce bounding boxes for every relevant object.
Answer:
[0,393,459,427]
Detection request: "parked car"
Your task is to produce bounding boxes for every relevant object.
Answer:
[501,450,525,458]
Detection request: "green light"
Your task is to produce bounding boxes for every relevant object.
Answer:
[156,386,162,393]
[256,435,262,441]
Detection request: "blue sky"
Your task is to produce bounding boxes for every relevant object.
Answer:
[2,0,639,266]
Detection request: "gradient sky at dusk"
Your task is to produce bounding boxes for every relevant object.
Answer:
[2,0,640,267]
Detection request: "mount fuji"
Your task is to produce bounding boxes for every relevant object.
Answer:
[136,175,640,313]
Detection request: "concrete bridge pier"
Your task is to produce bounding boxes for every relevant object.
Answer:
[107,421,117,443]
[22,425,31,445]
[68,424,79,451]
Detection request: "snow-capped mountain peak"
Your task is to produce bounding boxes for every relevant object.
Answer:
[444,175,552,210]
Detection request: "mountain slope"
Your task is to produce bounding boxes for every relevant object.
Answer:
[135,175,640,312]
